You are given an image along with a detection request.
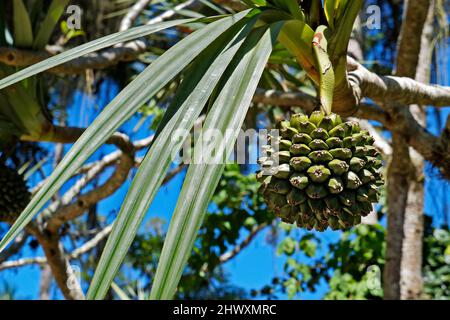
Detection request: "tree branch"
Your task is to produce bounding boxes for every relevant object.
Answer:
[219,223,268,263]
[395,0,432,78]
[0,1,199,74]
[252,88,317,111]
[348,57,450,107]
[35,232,85,300]
[120,0,152,32]
[0,42,148,74]
[0,224,113,271]
[31,134,155,196]
[69,224,113,259]
[252,87,389,123]
[0,255,46,271]
[383,101,450,179]
[212,0,247,11]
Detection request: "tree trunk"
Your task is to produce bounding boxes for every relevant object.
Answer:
[400,0,435,299]
[39,265,53,300]
[384,0,435,300]
[384,134,411,299]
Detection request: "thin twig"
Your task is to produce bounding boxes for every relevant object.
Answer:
[0,224,113,271]
[219,223,268,263]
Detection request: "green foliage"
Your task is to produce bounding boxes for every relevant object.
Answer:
[423,228,450,299]
[257,224,324,299]
[149,23,280,300]
[323,224,385,299]
[33,0,70,49]
[123,219,247,299]
[255,218,449,300]
[325,268,382,299]
[13,0,34,48]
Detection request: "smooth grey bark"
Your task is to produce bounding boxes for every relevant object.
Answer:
[385,0,435,300]
[400,0,435,299]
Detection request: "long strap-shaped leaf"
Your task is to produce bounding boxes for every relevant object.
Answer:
[0,18,195,89]
[328,0,363,85]
[323,0,336,30]
[33,0,70,50]
[149,23,282,300]
[0,11,251,254]
[312,25,335,115]
[86,18,258,300]
[13,0,34,48]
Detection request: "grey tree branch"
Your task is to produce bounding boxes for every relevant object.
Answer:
[30,134,155,196]
[252,87,389,123]
[0,42,148,74]
[0,0,199,74]
[212,0,247,11]
[219,223,268,263]
[120,0,153,31]
[44,133,135,233]
[0,255,46,271]
[69,224,114,258]
[0,224,113,271]
[383,102,450,177]
[144,0,197,25]
[347,57,450,107]
[253,88,317,111]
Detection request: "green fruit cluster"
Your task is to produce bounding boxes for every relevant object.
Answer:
[0,163,30,217]
[257,111,384,231]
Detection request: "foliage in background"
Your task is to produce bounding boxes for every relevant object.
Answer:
[253,216,449,300]
[423,224,450,299]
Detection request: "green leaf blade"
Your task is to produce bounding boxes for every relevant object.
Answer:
[149,22,282,300]
[324,0,336,29]
[33,0,70,49]
[86,16,257,300]
[13,0,34,47]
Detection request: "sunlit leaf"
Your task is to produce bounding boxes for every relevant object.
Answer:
[33,0,70,49]
[150,22,282,300]
[13,0,34,47]
[87,15,257,300]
